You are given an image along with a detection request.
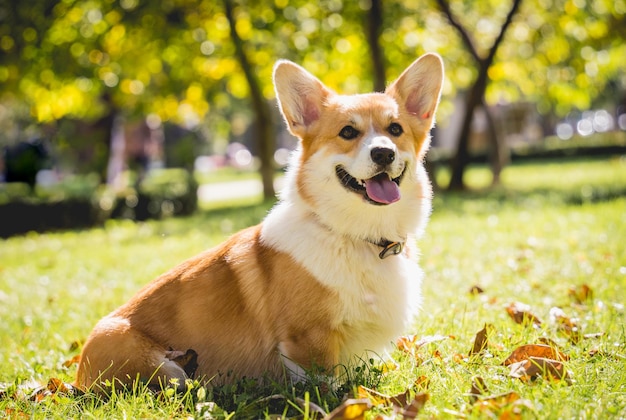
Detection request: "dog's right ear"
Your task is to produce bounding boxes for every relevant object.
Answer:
[273,60,332,137]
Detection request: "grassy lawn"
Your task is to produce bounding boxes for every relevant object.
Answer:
[1,155,625,418]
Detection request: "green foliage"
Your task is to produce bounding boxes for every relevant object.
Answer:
[1,0,623,131]
[0,174,102,237]
[0,156,625,417]
[0,168,197,237]
[106,168,198,220]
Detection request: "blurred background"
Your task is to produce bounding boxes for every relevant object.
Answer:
[1,0,624,237]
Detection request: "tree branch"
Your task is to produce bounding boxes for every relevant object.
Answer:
[433,0,480,62]
[223,0,275,199]
[485,0,523,66]
[435,0,523,68]
[367,0,386,92]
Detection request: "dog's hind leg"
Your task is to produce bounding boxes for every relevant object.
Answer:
[75,316,188,394]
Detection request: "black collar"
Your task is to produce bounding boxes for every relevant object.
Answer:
[312,214,405,259]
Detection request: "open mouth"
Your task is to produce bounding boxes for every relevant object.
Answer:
[335,166,405,205]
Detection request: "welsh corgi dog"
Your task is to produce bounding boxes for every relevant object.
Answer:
[75,53,444,392]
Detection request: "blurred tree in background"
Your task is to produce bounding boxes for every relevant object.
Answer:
[0,0,624,193]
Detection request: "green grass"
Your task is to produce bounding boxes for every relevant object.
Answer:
[1,156,625,418]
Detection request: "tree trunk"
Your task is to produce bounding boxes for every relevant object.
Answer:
[223,0,275,200]
[482,100,506,185]
[367,0,386,92]
[447,66,488,190]
[436,0,523,191]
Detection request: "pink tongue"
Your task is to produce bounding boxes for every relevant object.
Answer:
[365,173,400,204]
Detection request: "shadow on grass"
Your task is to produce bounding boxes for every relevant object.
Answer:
[434,183,626,216]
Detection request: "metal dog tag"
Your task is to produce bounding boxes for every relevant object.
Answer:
[379,241,403,259]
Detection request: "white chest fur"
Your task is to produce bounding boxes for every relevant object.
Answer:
[260,200,422,363]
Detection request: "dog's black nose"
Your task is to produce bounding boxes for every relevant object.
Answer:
[371,147,395,166]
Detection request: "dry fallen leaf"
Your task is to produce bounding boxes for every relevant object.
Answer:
[568,284,593,303]
[357,386,390,406]
[469,324,492,357]
[29,378,78,402]
[502,344,569,366]
[506,302,542,327]
[356,386,428,419]
[68,340,82,352]
[469,285,485,295]
[537,337,558,347]
[475,391,520,408]
[549,307,582,343]
[396,335,416,353]
[414,376,430,391]
[469,376,488,403]
[396,334,450,354]
[472,391,529,419]
[381,360,400,373]
[452,353,465,363]
[587,348,624,360]
[357,386,409,409]
[62,354,81,368]
[401,393,429,419]
[4,407,29,419]
[324,399,372,420]
[508,356,571,383]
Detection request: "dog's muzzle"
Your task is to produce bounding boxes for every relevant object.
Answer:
[335,165,406,205]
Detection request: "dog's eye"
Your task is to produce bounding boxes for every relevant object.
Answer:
[388,123,404,137]
[339,125,360,140]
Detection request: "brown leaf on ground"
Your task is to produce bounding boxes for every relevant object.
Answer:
[4,407,29,419]
[568,284,593,303]
[380,360,400,373]
[452,353,465,363]
[549,307,582,343]
[396,334,450,354]
[62,354,81,368]
[357,386,410,409]
[475,391,520,408]
[356,386,428,419]
[357,386,391,406]
[587,348,624,360]
[469,285,485,295]
[324,399,372,420]
[29,378,79,402]
[396,335,416,353]
[588,348,600,357]
[508,356,571,383]
[537,337,558,347]
[469,376,488,403]
[472,391,531,419]
[68,340,82,352]
[469,324,493,357]
[414,376,430,391]
[502,344,569,366]
[401,393,429,419]
[506,302,542,327]
[583,332,604,339]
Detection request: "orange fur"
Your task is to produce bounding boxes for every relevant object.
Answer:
[76,225,343,391]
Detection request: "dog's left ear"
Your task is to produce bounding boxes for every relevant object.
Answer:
[386,53,444,127]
